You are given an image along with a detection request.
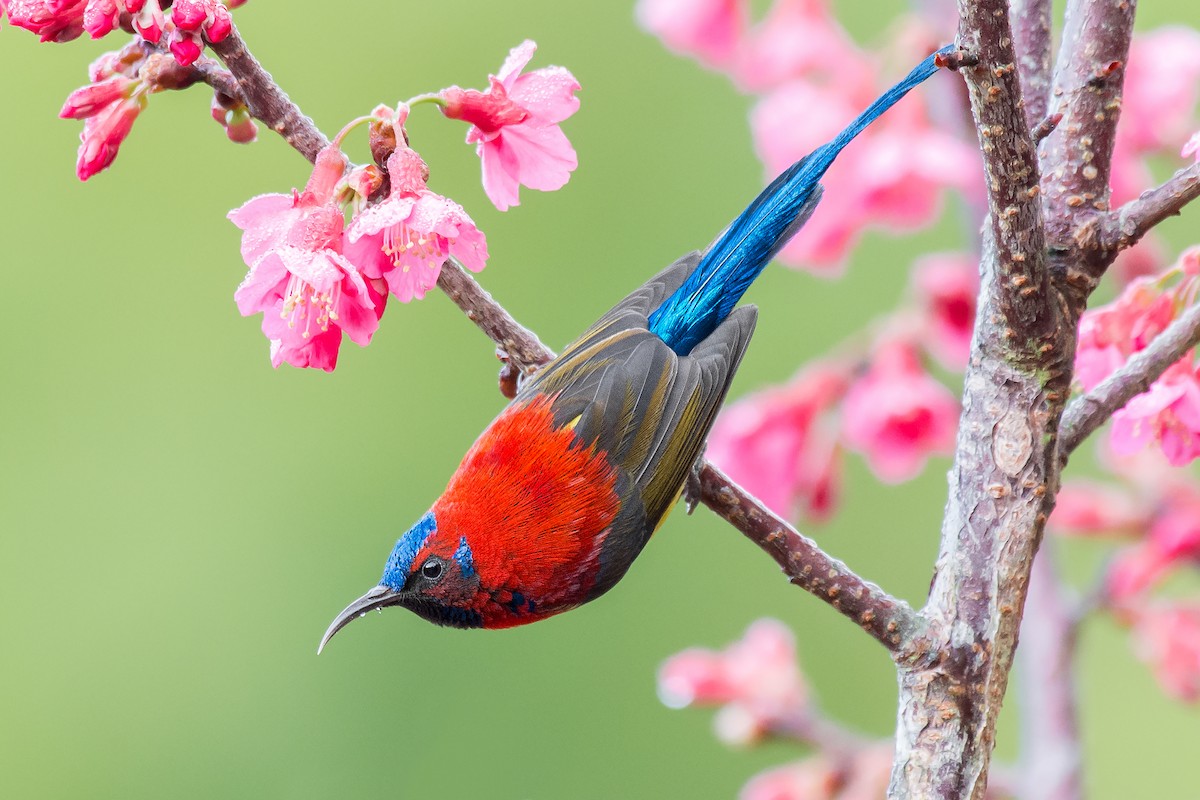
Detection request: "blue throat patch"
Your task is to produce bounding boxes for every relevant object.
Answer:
[380,511,437,590]
[453,536,476,579]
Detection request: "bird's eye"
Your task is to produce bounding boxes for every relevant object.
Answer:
[421,558,444,582]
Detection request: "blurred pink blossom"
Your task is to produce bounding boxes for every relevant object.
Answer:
[659,619,808,745]
[1185,131,1200,162]
[733,0,873,94]
[841,342,958,482]
[344,147,489,303]
[708,362,850,519]
[1117,28,1200,157]
[440,40,580,211]
[740,757,838,800]
[1131,603,1200,702]
[911,252,978,370]
[635,0,746,70]
[1048,480,1149,537]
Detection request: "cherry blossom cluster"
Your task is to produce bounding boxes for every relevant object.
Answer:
[5,3,582,370]
[658,620,1009,800]
[230,41,580,370]
[637,0,978,274]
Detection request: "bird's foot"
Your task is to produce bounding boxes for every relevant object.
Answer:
[684,452,706,515]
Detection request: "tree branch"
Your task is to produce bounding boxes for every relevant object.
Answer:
[699,463,926,654]
[1016,546,1083,800]
[1041,0,1137,296]
[1009,0,1053,127]
[1059,300,1200,457]
[207,26,330,161]
[1079,162,1200,258]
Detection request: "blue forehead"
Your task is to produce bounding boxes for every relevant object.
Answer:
[380,511,436,589]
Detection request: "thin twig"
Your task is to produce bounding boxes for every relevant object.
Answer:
[1060,301,1200,457]
[207,26,329,161]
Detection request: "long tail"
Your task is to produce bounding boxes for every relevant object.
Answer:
[647,45,954,355]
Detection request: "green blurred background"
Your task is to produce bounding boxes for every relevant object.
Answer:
[2,2,1197,798]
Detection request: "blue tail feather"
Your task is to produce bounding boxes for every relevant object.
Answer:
[648,45,954,355]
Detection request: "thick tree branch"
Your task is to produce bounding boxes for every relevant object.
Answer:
[699,464,926,654]
[1059,301,1200,457]
[888,2,1065,797]
[1079,162,1200,258]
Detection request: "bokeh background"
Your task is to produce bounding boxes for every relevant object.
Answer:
[2,2,1197,798]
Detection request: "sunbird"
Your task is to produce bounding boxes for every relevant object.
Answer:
[319,47,952,646]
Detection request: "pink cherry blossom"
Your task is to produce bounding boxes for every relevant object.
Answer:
[344,147,488,303]
[8,0,86,41]
[752,80,978,274]
[635,0,746,70]
[740,757,838,800]
[911,252,978,370]
[440,40,580,211]
[1131,603,1200,702]
[76,93,145,180]
[1110,361,1200,466]
[229,146,381,371]
[707,361,849,519]
[841,342,958,483]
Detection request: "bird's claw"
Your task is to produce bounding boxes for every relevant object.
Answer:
[684,453,706,515]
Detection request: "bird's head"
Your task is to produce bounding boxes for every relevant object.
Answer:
[319,511,485,650]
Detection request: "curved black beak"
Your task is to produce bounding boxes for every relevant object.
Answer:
[317,585,403,654]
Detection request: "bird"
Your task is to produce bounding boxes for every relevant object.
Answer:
[319,46,953,647]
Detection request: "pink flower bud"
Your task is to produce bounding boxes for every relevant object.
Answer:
[60,75,134,119]
[1184,131,1200,162]
[168,29,204,66]
[75,94,145,181]
[82,0,120,38]
[224,107,257,144]
[128,0,163,43]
